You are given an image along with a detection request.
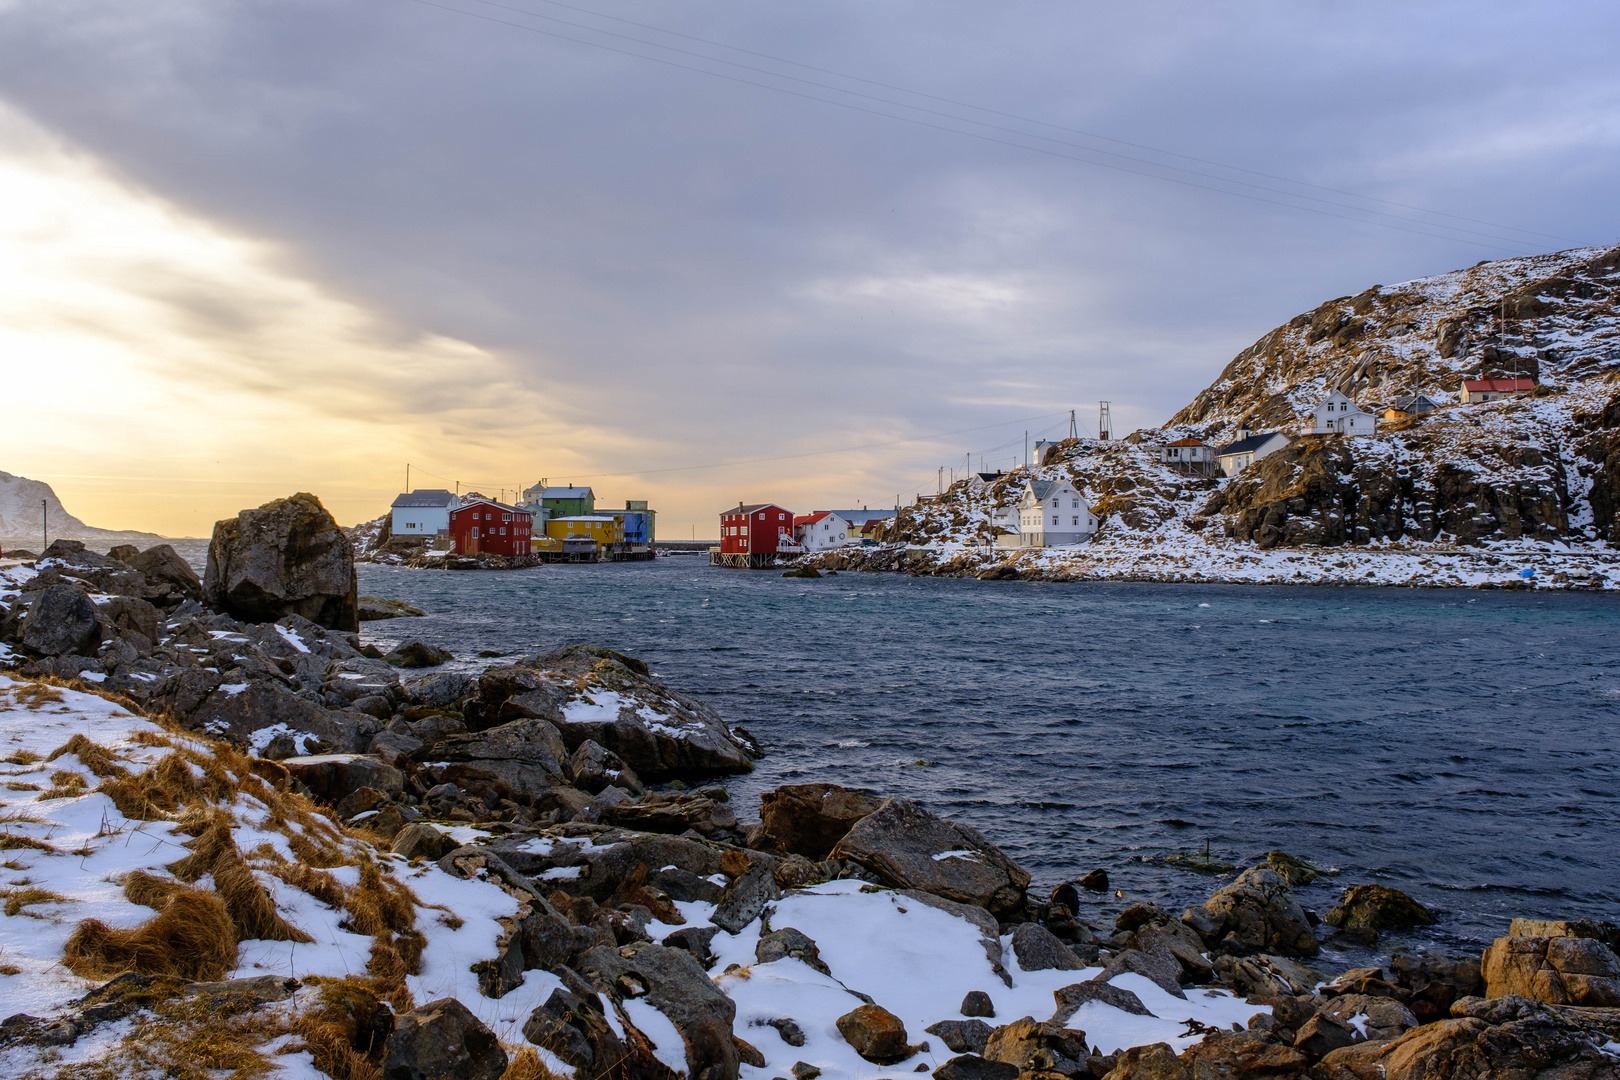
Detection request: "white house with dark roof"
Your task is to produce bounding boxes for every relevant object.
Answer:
[1017,478,1096,547]
[1312,391,1378,436]
[390,489,459,537]
[1217,429,1291,476]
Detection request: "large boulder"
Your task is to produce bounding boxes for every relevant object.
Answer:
[758,782,884,859]
[410,717,569,804]
[1199,866,1319,957]
[828,798,1030,917]
[982,1018,1090,1076]
[576,942,740,1080]
[1324,885,1436,932]
[836,1004,912,1065]
[20,584,102,657]
[204,492,358,631]
[1011,923,1087,972]
[381,997,505,1080]
[181,680,375,754]
[282,754,406,805]
[1481,933,1620,1006]
[125,544,204,607]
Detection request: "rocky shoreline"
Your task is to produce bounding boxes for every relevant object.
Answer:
[2,492,1618,1079]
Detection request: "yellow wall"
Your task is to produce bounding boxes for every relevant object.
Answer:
[544,518,624,544]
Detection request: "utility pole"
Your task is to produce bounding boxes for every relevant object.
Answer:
[1024,431,1029,468]
[42,499,47,553]
[406,463,410,493]
[1099,402,1113,441]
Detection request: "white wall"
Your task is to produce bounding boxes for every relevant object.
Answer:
[391,505,452,535]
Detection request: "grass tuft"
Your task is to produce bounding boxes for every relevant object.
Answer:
[63,889,238,981]
[45,733,127,778]
[1,884,73,917]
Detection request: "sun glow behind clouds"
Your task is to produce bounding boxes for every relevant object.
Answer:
[0,104,578,536]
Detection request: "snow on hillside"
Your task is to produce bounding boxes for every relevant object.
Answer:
[0,471,165,549]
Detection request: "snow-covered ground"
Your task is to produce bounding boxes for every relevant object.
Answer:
[0,675,1264,1078]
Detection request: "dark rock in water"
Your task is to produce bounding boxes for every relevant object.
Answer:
[926,1019,994,1054]
[576,943,740,1080]
[759,782,884,860]
[1324,884,1436,932]
[1117,902,1170,933]
[829,797,1030,918]
[384,639,452,668]
[1264,851,1332,887]
[781,566,822,578]
[1094,946,1187,998]
[19,584,101,657]
[1012,923,1087,972]
[960,990,995,1018]
[357,595,425,620]
[757,928,830,975]
[1051,981,1154,1022]
[382,997,505,1080]
[204,492,357,631]
[933,1055,1019,1080]
[1323,925,1380,949]
[836,1003,911,1064]
[1081,870,1110,892]
[1198,866,1319,957]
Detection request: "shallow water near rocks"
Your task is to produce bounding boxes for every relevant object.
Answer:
[357,556,1620,962]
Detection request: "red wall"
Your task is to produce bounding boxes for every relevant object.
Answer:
[720,505,793,555]
[450,503,533,556]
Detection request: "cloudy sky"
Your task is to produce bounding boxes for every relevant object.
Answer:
[2,0,1616,537]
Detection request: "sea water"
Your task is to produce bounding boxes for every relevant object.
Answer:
[358,556,1620,956]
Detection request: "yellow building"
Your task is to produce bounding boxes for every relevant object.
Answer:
[545,515,624,549]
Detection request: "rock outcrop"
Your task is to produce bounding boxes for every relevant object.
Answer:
[1197,866,1319,958]
[204,492,358,631]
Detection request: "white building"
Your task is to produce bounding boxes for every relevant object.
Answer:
[389,489,459,538]
[1217,429,1291,476]
[1312,391,1378,436]
[1017,478,1097,547]
[1161,438,1216,474]
[794,511,854,552]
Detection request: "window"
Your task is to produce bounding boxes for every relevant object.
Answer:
[1052,516,1059,526]
[471,527,479,538]
[1073,517,1079,526]
[1072,499,1079,508]
[500,527,507,535]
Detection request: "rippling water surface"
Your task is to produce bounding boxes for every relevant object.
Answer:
[357,557,1620,956]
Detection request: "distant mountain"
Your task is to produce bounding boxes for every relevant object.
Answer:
[0,471,168,549]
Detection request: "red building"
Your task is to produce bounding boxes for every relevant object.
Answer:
[720,503,796,556]
[449,497,533,556]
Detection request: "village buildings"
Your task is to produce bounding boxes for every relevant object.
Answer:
[1217,428,1291,475]
[1016,478,1097,548]
[1386,394,1439,421]
[794,511,853,552]
[389,489,458,539]
[1161,438,1216,474]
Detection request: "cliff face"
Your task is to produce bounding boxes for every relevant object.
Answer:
[885,243,1620,557]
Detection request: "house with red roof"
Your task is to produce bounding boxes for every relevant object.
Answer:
[794,511,853,552]
[1160,437,1216,475]
[449,497,533,557]
[1460,377,1536,404]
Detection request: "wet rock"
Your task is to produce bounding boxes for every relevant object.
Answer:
[1323,885,1435,932]
[1481,933,1620,1006]
[1013,923,1088,972]
[204,492,358,631]
[1051,982,1153,1023]
[1199,866,1319,957]
[1215,954,1327,998]
[828,798,1030,918]
[982,1017,1089,1076]
[1079,869,1110,892]
[412,717,569,804]
[758,782,885,859]
[576,942,740,1080]
[382,997,505,1080]
[1182,1029,1310,1080]
[357,596,425,620]
[961,990,996,1018]
[384,639,452,668]
[926,1019,994,1055]
[836,1003,912,1065]
[1294,1012,1358,1056]
[934,1055,1020,1080]
[20,585,101,657]
[1319,994,1419,1042]
[756,927,830,975]
[1264,851,1331,888]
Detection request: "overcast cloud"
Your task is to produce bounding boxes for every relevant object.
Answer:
[2,0,1617,533]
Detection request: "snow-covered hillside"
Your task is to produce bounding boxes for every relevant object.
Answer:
[0,471,166,550]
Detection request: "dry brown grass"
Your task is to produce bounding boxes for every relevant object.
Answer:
[2,885,72,917]
[63,889,237,981]
[3,749,44,765]
[283,976,394,1080]
[0,833,55,852]
[39,770,88,800]
[502,1046,561,1080]
[167,821,311,943]
[10,683,64,710]
[268,861,347,910]
[29,673,145,715]
[122,869,189,911]
[45,734,127,779]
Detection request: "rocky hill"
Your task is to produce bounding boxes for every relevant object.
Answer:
[0,470,168,551]
[853,244,1620,587]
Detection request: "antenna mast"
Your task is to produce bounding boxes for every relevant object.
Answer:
[1098,402,1113,441]
[1069,410,1079,439]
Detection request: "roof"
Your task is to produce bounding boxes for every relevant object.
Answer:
[1219,432,1287,456]
[452,497,527,515]
[1463,378,1536,392]
[1391,394,1438,410]
[1166,438,1209,448]
[1025,479,1072,500]
[390,489,457,508]
[795,512,834,527]
[722,503,791,517]
[538,486,594,499]
[829,509,895,525]
[975,471,1007,482]
[549,515,616,522]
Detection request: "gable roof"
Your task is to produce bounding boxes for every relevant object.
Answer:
[538,486,594,500]
[452,496,527,516]
[1219,431,1287,456]
[1392,394,1438,411]
[1165,437,1209,448]
[829,509,895,525]
[722,503,791,517]
[1026,479,1072,500]
[1463,378,1536,392]
[391,489,457,508]
[795,512,833,527]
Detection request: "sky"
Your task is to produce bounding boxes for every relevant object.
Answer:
[1,0,1617,538]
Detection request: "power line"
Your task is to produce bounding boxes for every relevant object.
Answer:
[403,0,1555,252]
[501,0,1574,247]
